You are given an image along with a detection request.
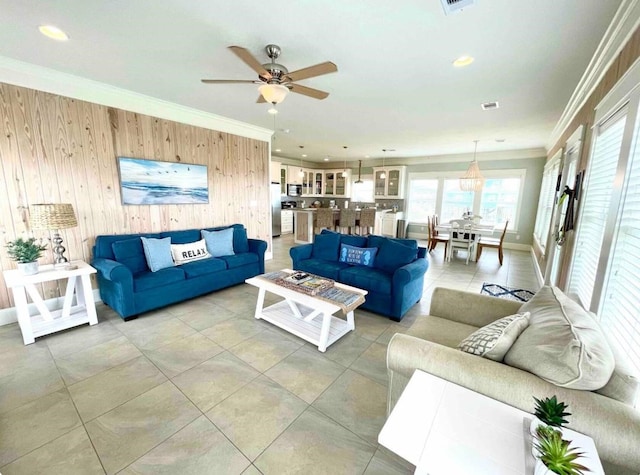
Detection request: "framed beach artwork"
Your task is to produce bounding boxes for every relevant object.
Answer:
[117,157,208,205]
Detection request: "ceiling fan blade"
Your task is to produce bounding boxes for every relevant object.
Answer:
[201,79,257,84]
[285,62,337,82]
[228,46,272,79]
[256,95,266,104]
[289,83,329,100]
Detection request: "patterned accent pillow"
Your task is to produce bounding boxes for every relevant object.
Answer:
[458,312,531,362]
[170,239,211,265]
[339,244,378,267]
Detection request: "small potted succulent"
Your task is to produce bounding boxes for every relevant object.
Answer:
[531,395,571,435]
[533,429,590,475]
[6,237,47,275]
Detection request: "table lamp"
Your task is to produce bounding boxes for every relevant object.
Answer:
[29,203,78,266]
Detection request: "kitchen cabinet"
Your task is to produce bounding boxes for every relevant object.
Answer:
[324,172,335,195]
[335,170,350,197]
[280,166,287,195]
[313,171,324,196]
[270,161,281,183]
[373,166,406,198]
[281,210,294,234]
[376,211,404,237]
[287,165,303,185]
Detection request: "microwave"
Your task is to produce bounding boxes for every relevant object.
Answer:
[287,184,302,196]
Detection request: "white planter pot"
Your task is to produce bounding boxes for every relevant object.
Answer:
[17,262,38,275]
[534,459,552,475]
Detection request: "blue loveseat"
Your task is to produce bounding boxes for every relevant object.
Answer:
[289,231,428,321]
[92,224,267,320]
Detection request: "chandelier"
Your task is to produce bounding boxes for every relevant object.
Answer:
[460,140,484,192]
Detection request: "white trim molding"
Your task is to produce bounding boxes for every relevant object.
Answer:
[547,0,640,150]
[0,56,273,143]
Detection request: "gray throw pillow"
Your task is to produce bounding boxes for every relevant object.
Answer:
[458,312,530,362]
[504,286,615,390]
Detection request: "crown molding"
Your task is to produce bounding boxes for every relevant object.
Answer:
[547,0,640,150]
[0,56,273,142]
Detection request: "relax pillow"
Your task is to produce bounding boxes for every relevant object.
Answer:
[504,286,615,390]
[140,236,174,272]
[458,312,530,362]
[171,239,211,265]
[312,232,341,261]
[339,244,378,267]
[374,238,418,274]
[201,228,235,257]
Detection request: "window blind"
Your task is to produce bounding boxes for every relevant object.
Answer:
[599,117,640,378]
[533,158,560,250]
[567,112,627,310]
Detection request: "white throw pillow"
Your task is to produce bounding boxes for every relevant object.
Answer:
[170,239,211,265]
[458,312,530,362]
[504,286,615,390]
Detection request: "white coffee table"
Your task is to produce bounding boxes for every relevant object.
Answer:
[245,269,367,352]
[378,369,604,475]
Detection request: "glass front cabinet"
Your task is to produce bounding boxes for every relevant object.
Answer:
[373,166,406,198]
[324,172,335,195]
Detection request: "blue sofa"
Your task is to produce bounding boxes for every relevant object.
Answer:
[289,231,428,321]
[92,224,267,320]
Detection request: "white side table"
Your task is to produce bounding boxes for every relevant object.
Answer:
[378,369,604,475]
[3,260,98,345]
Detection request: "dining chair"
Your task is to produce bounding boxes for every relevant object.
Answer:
[357,208,376,236]
[338,208,357,234]
[447,220,478,265]
[315,208,335,233]
[428,216,449,254]
[477,220,509,265]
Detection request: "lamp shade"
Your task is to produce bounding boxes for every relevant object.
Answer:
[459,161,485,192]
[29,203,78,230]
[258,84,289,104]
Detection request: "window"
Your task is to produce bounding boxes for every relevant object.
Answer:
[567,110,627,310]
[441,179,474,222]
[479,178,521,228]
[351,175,373,202]
[406,178,438,222]
[406,170,525,230]
[533,155,561,251]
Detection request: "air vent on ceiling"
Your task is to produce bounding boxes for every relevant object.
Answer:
[440,0,476,15]
[481,101,499,110]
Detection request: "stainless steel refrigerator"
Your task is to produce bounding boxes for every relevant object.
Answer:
[271,182,281,237]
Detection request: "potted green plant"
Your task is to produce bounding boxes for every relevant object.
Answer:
[533,429,590,475]
[6,237,47,275]
[531,395,571,435]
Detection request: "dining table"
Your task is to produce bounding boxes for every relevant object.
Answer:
[435,221,496,263]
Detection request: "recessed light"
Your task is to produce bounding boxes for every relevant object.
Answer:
[302,154,307,157]
[38,25,69,41]
[275,149,281,152]
[453,55,474,67]
[324,158,329,161]
[364,155,370,158]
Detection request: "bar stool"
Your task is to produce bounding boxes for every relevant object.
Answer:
[338,209,356,234]
[315,208,335,233]
[357,208,376,236]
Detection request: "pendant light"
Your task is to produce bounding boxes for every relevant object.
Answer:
[341,146,348,177]
[355,160,363,184]
[460,140,484,192]
[299,146,305,177]
[380,149,387,179]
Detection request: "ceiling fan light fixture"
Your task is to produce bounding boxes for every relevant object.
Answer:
[460,140,485,192]
[259,84,289,104]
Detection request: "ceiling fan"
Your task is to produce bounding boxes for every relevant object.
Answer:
[201,44,337,104]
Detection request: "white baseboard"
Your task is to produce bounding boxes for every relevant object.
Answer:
[0,289,103,326]
[531,248,544,286]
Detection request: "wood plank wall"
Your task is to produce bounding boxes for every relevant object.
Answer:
[536,27,640,285]
[0,83,270,310]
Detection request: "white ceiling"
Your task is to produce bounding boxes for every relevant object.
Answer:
[0,0,623,162]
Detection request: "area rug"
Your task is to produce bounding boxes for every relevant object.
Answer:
[481,283,535,302]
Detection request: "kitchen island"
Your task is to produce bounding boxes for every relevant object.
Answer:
[292,208,401,243]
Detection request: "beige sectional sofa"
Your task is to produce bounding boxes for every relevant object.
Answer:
[386,287,640,475]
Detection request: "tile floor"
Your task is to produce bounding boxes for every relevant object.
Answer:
[0,234,540,474]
